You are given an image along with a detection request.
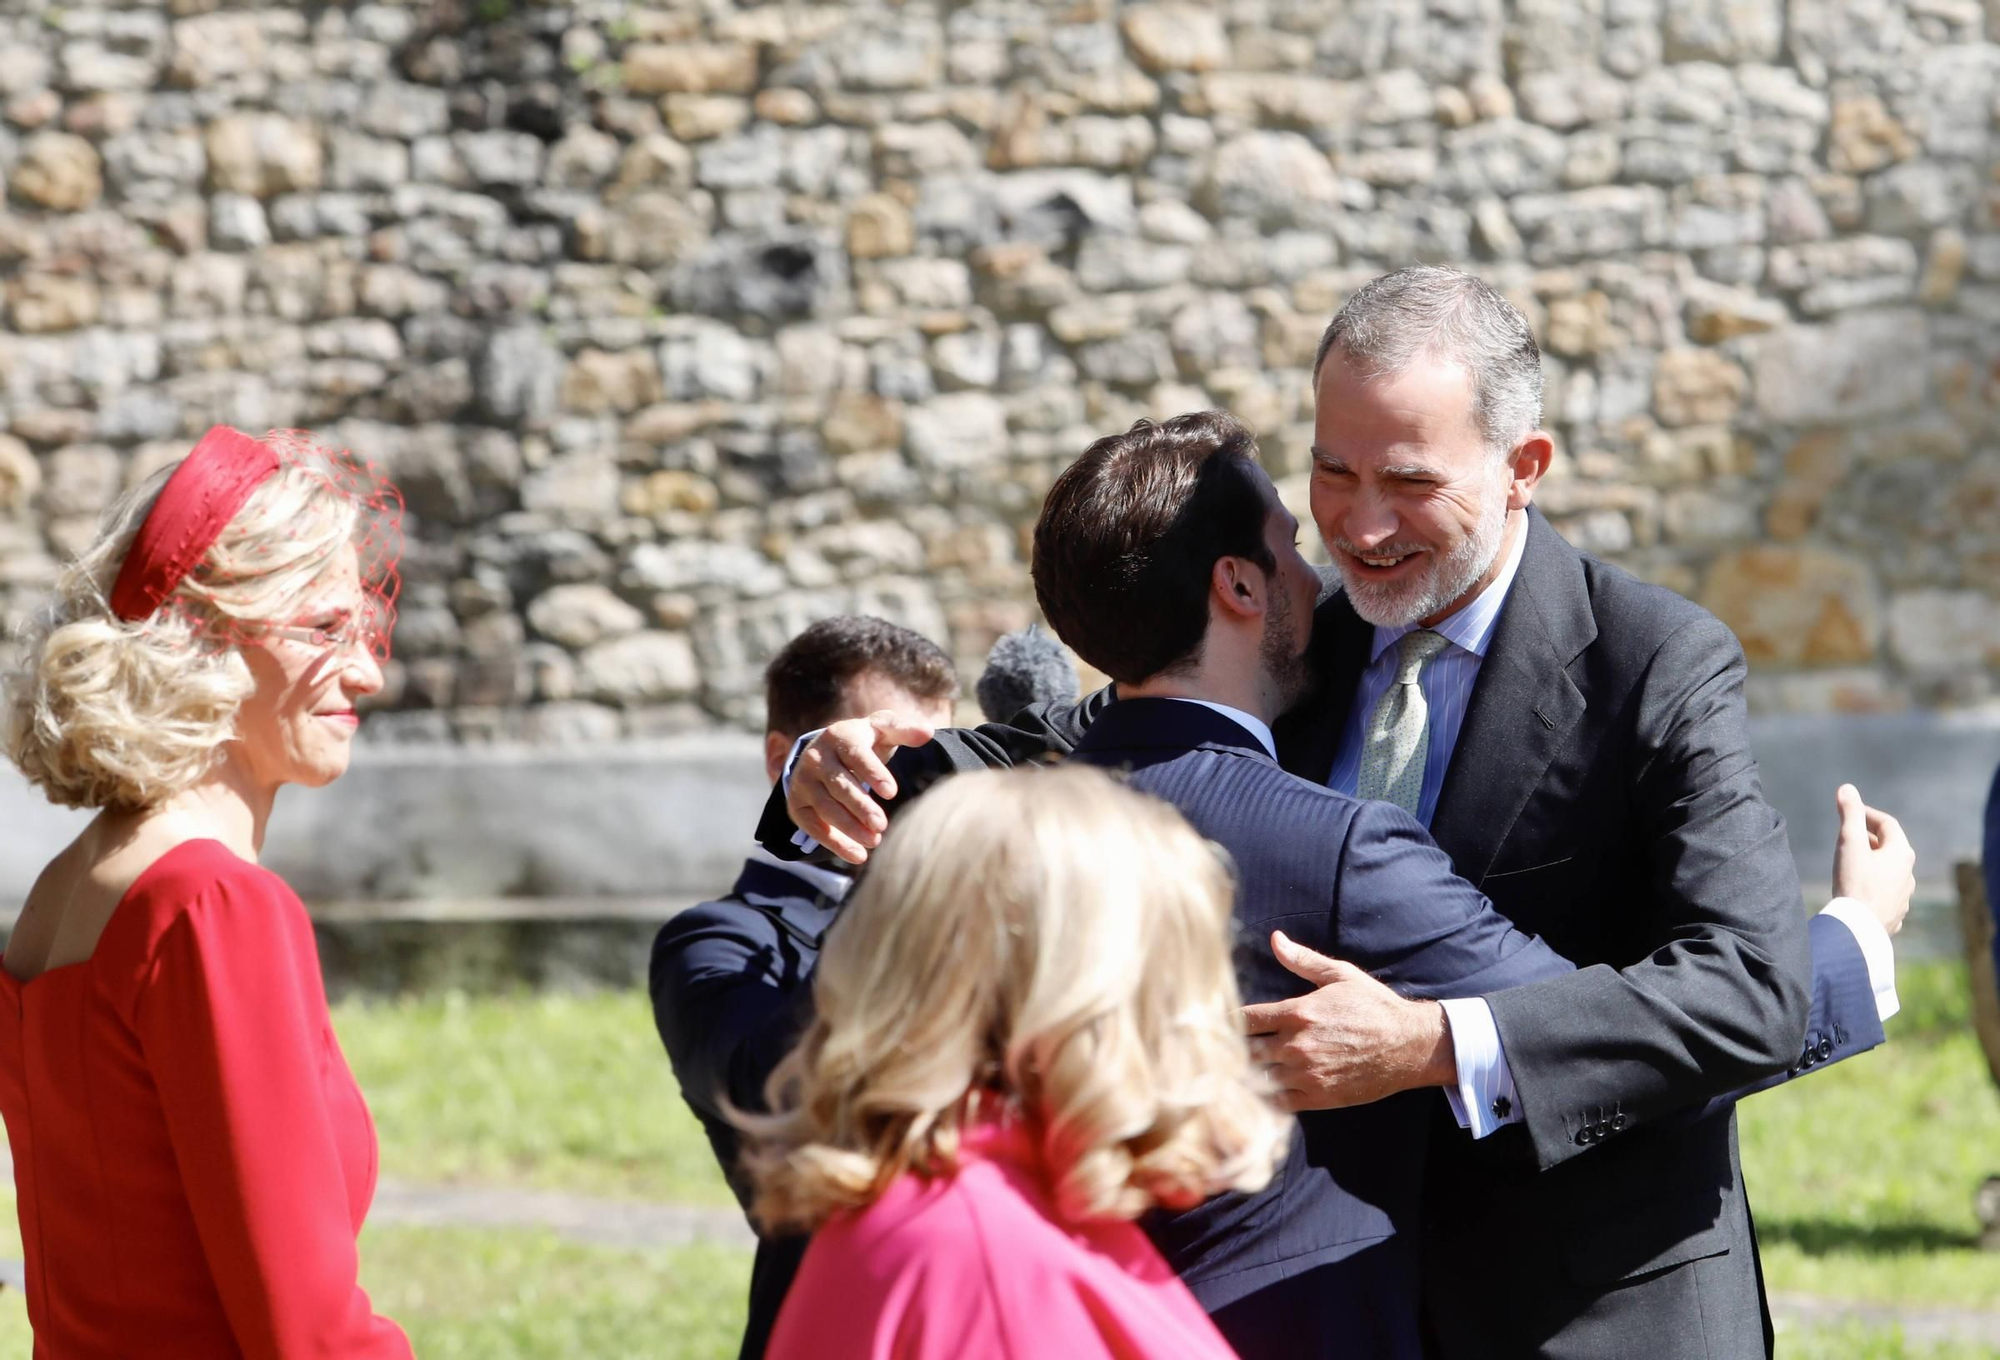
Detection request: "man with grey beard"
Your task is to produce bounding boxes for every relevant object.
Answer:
[761,267,1908,1359]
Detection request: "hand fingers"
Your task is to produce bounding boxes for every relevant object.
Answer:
[826,733,898,806]
[792,788,878,866]
[1862,805,1912,858]
[1241,1000,1300,1035]
[1834,783,1867,846]
[1270,930,1352,987]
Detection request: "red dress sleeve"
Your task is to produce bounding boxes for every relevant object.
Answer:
[130,866,412,1360]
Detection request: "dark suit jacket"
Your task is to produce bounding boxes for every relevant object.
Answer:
[1072,697,1574,1359]
[753,510,1886,1357]
[648,858,838,1360]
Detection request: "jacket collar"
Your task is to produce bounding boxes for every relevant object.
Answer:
[728,858,844,948]
[1073,695,1282,765]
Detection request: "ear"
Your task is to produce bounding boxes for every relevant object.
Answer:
[1504,430,1555,511]
[1211,555,1267,622]
[763,729,795,786]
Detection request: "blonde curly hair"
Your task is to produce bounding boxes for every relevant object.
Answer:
[4,451,366,812]
[741,764,1289,1232]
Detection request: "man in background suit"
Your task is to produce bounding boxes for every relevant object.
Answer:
[767,268,1910,1357]
[1036,409,1575,1357]
[647,616,956,1360]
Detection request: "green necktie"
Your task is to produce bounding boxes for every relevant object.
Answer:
[1356,629,1450,815]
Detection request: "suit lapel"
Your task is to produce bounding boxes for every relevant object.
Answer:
[1428,511,1594,882]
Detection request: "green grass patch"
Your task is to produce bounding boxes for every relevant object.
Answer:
[1777,1321,2000,1359]
[362,1224,747,1359]
[0,1224,748,1360]
[332,989,736,1205]
[1739,960,2000,1308]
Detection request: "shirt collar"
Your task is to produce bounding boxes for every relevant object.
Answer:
[1366,511,1531,664]
[748,845,854,902]
[1160,698,1279,760]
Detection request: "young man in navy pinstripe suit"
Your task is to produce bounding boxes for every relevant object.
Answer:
[1025,409,1578,1357]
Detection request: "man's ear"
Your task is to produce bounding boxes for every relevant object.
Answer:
[1505,430,1555,511]
[1212,555,1266,621]
[764,729,795,785]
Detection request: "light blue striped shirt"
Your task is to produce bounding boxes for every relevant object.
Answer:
[1325,518,1529,822]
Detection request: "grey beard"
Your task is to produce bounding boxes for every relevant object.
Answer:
[1339,497,1509,628]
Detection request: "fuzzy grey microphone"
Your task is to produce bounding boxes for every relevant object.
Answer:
[975,625,1080,723]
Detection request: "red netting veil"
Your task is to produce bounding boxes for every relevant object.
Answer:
[111,426,405,664]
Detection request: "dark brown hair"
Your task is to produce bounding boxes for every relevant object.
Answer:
[763,615,958,737]
[1031,411,1275,686]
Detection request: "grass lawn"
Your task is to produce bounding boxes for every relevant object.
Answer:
[0,965,1995,1357]
[1739,959,2000,1311]
[334,987,737,1206]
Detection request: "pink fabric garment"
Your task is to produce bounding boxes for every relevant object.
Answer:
[766,1116,1241,1360]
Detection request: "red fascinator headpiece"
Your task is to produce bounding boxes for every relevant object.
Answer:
[110,426,279,623]
[109,426,405,664]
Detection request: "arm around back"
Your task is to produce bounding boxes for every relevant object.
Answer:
[1482,612,1813,1171]
[754,687,1114,861]
[1321,798,1575,997]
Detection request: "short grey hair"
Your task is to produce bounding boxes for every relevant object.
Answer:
[1312,266,1544,453]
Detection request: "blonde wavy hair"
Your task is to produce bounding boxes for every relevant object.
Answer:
[4,451,365,812]
[741,764,1289,1233]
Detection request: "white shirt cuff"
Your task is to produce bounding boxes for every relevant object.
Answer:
[1437,996,1522,1139]
[782,729,825,855]
[1817,896,1900,1022]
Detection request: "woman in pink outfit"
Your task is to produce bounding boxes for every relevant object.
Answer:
[745,765,1291,1360]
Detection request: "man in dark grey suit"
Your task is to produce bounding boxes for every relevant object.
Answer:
[768,268,1911,1357]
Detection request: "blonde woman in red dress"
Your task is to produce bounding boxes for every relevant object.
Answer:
[0,426,412,1359]
[744,765,1291,1360]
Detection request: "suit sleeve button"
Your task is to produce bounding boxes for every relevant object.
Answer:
[1817,1037,1834,1060]
[1612,1114,1627,1131]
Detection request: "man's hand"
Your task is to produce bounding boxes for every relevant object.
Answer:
[785,710,937,865]
[1242,931,1457,1112]
[1831,783,1916,936]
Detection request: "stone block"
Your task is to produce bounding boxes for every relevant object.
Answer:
[578,630,699,705]
[1827,95,1916,175]
[1199,131,1342,229]
[1747,310,1928,424]
[1886,590,1999,673]
[622,42,757,96]
[13,131,102,210]
[527,584,645,651]
[1765,429,1847,540]
[625,540,788,598]
[846,193,913,259]
[1701,546,1880,666]
[1683,279,1787,343]
[477,328,562,427]
[905,392,1009,468]
[41,445,122,518]
[1510,186,1666,264]
[1663,0,1782,61]
[1654,349,1748,426]
[7,275,99,333]
[562,349,662,415]
[205,114,322,197]
[1120,4,1230,73]
[0,437,41,512]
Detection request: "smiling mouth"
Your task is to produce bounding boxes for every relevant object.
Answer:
[1346,549,1427,574]
[317,711,360,728]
